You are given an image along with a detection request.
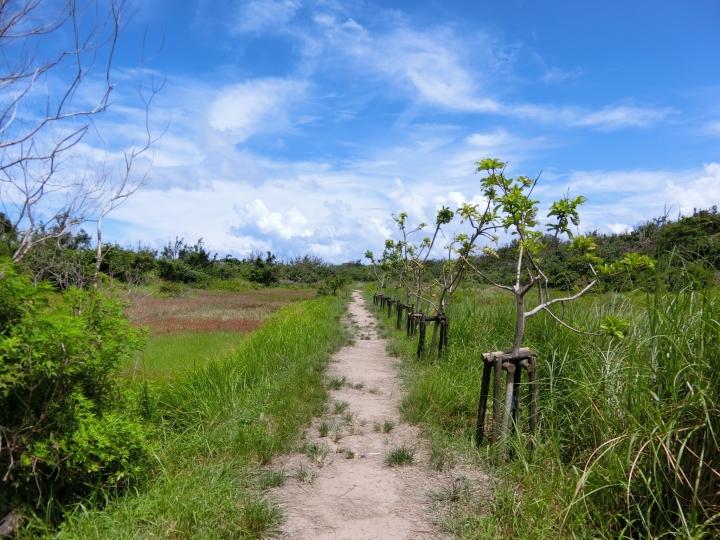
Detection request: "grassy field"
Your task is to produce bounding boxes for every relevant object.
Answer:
[35,290,349,539]
[122,288,316,380]
[369,283,719,539]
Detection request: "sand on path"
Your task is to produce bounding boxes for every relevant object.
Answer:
[270,290,446,539]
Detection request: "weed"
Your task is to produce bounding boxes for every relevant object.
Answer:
[333,401,350,414]
[240,496,282,537]
[385,446,414,467]
[301,442,328,462]
[368,387,381,394]
[317,421,330,437]
[292,466,315,483]
[256,470,285,489]
[338,448,355,459]
[327,376,346,390]
[382,420,394,433]
[348,382,364,390]
[341,412,355,425]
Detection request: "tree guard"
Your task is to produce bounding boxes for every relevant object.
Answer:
[475,348,538,446]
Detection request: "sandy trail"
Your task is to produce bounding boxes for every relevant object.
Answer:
[270,290,443,539]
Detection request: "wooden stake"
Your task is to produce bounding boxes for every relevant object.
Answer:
[475,359,492,446]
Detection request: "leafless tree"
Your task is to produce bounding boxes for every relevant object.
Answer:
[0,0,160,264]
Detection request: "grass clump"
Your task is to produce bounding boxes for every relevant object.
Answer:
[327,376,346,390]
[385,446,414,467]
[255,470,285,490]
[317,421,331,437]
[333,401,350,414]
[240,496,282,538]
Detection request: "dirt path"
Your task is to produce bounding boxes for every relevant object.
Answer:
[270,290,445,539]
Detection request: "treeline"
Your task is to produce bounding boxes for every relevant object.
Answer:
[0,218,370,291]
[423,206,720,291]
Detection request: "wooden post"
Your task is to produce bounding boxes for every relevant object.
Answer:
[491,354,503,443]
[529,353,538,437]
[416,313,426,358]
[438,318,445,356]
[511,360,522,427]
[475,358,492,446]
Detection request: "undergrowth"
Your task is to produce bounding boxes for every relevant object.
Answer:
[41,294,348,539]
[369,280,719,539]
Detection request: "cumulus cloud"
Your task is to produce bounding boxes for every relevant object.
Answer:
[234,199,312,239]
[208,78,308,141]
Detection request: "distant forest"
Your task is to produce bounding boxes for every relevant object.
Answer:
[2,206,718,293]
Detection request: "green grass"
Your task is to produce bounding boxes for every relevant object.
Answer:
[122,331,248,380]
[384,445,414,467]
[52,294,349,539]
[368,280,720,539]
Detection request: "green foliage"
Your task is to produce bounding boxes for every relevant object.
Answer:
[59,294,347,538]
[384,445,414,466]
[374,276,720,538]
[0,261,148,522]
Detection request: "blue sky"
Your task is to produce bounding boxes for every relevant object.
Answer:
[95,0,720,261]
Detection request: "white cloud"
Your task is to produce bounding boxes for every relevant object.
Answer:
[235,0,301,33]
[701,120,720,135]
[208,78,308,141]
[542,67,583,85]
[235,199,312,239]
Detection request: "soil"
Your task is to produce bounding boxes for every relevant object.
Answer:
[270,290,489,539]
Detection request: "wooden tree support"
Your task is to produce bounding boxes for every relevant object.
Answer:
[475,348,538,447]
[412,313,449,358]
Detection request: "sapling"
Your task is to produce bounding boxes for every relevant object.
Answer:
[465,158,654,443]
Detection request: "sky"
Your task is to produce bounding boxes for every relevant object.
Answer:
[89,0,720,262]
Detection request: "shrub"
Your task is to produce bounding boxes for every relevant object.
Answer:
[0,261,149,522]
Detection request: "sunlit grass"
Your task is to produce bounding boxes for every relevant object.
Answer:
[121,331,249,380]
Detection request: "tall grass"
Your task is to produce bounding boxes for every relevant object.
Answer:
[372,281,719,538]
[52,294,348,539]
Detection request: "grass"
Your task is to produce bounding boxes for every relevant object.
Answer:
[368,279,720,539]
[317,421,331,437]
[122,330,248,379]
[384,445,414,467]
[333,400,350,414]
[373,420,395,433]
[52,293,348,539]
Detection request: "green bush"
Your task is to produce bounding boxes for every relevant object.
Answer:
[0,261,149,523]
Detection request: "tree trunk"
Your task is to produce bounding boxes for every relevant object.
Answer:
[93,216,103,288]
[513,293,525,354]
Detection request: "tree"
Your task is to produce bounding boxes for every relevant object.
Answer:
[0,0,160,265]
[465,158,653,355]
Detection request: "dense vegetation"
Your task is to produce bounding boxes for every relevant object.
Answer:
[373,279,719,538]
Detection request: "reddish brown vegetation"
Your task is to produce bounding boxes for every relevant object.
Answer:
[126,289,315,334]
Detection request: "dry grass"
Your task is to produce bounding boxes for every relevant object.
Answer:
[126,288,315,334]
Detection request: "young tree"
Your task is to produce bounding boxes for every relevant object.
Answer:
[465,158,653,355]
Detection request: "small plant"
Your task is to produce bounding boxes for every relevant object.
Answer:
[292,465,315,483]
[429,444,453,472]
[429,476,473,504]
[385,445,414,467]
[256,469,285,489]
[368,387,381,395]
[240,496,282,537]
[318,421,330,438]
[382,420,395,433]
[327,376,346,390]
[338,448,355,459]
[333,401,350,414]
[341,412,355,425]
[349,382,364,390]
[301,442,328,462]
